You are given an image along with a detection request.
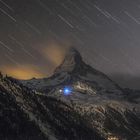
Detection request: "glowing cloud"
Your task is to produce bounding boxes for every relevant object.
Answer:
[39,39,70,67]
[42,45,67,66]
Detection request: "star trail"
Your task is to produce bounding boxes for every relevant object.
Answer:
[0,0,140,89]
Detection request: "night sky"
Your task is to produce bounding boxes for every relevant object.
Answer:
[0,0,140,89]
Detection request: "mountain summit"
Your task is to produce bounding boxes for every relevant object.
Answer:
[54,47,83,73]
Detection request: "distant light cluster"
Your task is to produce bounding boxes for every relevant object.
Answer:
[63,87,72,95]
[59,86,72,95]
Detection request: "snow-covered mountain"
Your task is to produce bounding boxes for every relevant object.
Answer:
[0,48,140,140]
[21,48,123,97]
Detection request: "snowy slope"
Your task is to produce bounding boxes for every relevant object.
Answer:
[1,73,140,140]
[0,74,105,140]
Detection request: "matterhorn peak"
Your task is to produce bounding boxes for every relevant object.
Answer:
[54,47,83,73]
[21,46,123,95]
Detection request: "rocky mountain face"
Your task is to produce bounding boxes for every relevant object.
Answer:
[0,48,140,140]
[0,74,104,140]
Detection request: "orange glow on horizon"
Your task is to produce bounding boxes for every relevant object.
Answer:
[1,65,46,80]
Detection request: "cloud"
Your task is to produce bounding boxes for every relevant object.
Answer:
[40,40,69,67]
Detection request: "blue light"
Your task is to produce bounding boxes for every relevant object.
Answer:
[63,87,72,95]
